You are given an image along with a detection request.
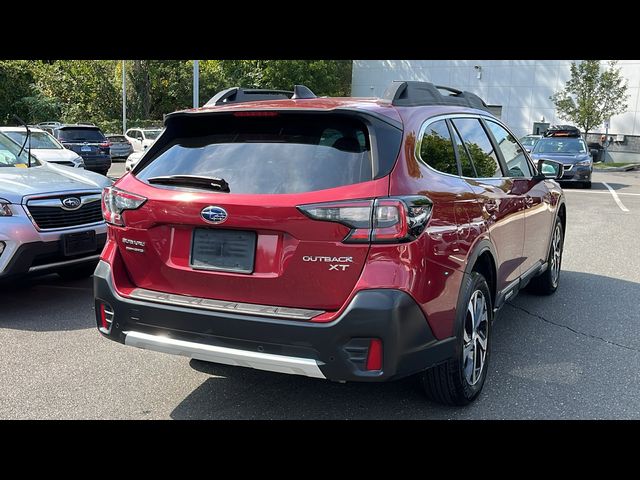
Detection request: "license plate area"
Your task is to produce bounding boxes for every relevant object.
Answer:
[81,146,91,152]
[62,230,97,256]
[190,228,256,274]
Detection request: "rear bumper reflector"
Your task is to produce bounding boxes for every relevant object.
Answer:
[129,287,324,320]
[124,330,326,379]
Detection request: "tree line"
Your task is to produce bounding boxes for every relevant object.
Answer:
[0,60,353,131]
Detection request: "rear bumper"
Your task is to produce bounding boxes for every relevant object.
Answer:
[94,260,455,382]
[79,155,111,171]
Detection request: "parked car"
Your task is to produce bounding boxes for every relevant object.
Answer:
[125,149,146,172]
[530,125,594,188]
[94,82,566,405]
[519,134,541,153]
[0,131,112,281]
[124,128,162,152]
[0,127,85,169]
[106,134,134,160]
[50,124,112,176]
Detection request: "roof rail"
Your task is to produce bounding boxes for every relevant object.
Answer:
[204,84,316,106]
[382,81,489,112]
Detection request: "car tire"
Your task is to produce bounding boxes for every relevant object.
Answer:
[420,271,492,406]
[527,218,564,295]
[57,264,97,281]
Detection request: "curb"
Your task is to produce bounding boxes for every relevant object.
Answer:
[593,164,640,172]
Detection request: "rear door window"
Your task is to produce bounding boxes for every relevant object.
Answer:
[451,118,502,178]
[136,114,381,194]
[418,120,458,175]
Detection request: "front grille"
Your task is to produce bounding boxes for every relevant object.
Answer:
[563,164,573,171]
[27,200,103,230]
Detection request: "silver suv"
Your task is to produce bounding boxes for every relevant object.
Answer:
[0,131,112,281]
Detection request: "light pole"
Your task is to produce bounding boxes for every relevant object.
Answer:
[122,60,127,135]
[193,60,199,108]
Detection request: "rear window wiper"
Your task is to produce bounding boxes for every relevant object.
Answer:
[147,175,230,192]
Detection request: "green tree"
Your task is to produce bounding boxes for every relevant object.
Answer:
[551,60,628,142]
[198,60,352,105]
[0,60,35,124]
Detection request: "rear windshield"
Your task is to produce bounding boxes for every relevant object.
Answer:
[5,131,62,149]
[57,128,106,143]
[136,114,379,194]
[108,135,127,142]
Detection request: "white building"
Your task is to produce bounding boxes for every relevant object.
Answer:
[351,60,640,144]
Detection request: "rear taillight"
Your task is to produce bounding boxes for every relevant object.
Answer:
[102,186,147,226]
[100,141,112,148]
[298,196,432,244]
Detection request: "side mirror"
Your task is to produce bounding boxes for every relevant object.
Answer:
[534,159,563,181]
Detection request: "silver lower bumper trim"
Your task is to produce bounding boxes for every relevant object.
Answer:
[28,254,101,273]
[124,330,326,379]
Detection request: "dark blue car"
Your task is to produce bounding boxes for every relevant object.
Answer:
[51,125,112,176]
[530,126,593,189]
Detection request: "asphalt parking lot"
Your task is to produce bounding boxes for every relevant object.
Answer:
[1,170,639,419]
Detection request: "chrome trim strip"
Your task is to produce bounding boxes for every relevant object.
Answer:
[124,330,326,379]
[27,194,102,209]
[129,287,324,320]
[28,254,101,272]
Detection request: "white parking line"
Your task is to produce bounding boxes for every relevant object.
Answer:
[602,182,630,212]
[564,190,640,196]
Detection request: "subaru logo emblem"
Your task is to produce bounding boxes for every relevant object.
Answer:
[201,206,228,224]
[62,197,82,210]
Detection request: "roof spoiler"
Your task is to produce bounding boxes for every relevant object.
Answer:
[382,81,489,112]
[204,84,317,106]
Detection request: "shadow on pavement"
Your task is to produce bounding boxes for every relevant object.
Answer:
[0,274,94,331]
[170,270,640,419]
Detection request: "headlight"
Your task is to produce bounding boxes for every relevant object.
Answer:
[576,159,592,166]
[0,198,12,217]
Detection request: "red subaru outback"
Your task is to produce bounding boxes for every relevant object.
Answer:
[95,82,566,405]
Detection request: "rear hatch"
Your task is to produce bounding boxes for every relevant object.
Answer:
[108,110,402,312]
[58,126,110,162]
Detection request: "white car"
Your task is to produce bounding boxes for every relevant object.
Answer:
[0,127,85,168]
[124,128,162,152]
[125,149,146,172]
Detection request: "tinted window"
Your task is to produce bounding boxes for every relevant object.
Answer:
[452,118,501,178]
[137,114,376,194]
[419,120,457,175]
[108,135,127,143]
[486,121,533,178]
[57,128,105,143]
[450,124,476,177]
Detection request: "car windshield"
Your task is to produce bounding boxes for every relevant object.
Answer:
[57,128,106,143]
[0,132,40,167]
[520,136,539,147]
[143,129,162,140]
[4,131,63,150]
[532,137,586,154]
